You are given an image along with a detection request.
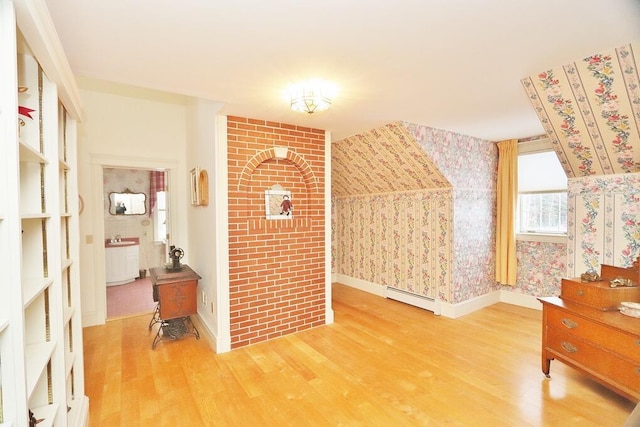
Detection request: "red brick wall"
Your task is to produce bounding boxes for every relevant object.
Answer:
[227,116,326,349]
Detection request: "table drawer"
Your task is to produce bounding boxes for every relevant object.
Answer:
[546,304,640,363]
[547,326,640,394]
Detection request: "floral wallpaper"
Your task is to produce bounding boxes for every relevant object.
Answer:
[522,43,640,177]
[567,172,640,276]
[333,190,453,301]
[514,241,566,297]
[406,124,499,303]
[331,123,454,301]
[331,119,604,304]
[331,122,450,197]
[332,122,499,305]
[405,123,498,190]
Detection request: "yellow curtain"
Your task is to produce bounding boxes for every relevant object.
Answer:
[496,139,518,286]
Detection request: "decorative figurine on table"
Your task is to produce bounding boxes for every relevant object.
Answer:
[580,270,600,282]
[609,277,636,288]
[167,245,184,271]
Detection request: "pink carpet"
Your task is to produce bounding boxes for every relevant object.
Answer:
[106,277,157,319]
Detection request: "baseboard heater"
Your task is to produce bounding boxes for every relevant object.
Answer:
[385,286,441,315]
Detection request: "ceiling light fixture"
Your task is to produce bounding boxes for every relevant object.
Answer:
[289,80,334,114]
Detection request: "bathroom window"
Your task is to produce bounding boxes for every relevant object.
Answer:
[154,190,167,242]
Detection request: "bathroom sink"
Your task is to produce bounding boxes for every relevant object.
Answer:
[106,241,136,246]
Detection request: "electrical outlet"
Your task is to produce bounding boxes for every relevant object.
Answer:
[210,302,214,314]
[201,291,207,305]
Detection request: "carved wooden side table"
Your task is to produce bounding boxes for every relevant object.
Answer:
[149,264,201,349]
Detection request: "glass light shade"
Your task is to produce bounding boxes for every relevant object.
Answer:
[289,81,333,114]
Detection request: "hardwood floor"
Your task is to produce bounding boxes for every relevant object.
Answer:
[83,283,636,426]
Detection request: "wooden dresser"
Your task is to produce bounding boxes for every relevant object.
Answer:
[539,294,640,402]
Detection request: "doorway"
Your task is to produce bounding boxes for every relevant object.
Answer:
[103,166,169,319]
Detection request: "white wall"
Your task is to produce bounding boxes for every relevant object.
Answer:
[185,100,230,352]
[76,78,189,326]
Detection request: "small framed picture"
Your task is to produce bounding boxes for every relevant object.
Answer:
[190,167,200,206]
[265,189,292,219]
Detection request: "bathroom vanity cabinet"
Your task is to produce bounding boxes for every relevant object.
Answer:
[105,241,140,285]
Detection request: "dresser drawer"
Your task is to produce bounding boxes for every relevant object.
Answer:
[546,304,640,363]
[560,278,640,311]
[547,326,640,395]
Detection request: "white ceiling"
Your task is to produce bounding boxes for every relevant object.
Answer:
[44,0,640,142]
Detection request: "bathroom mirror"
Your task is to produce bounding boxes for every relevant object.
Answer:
[109,190,147,215]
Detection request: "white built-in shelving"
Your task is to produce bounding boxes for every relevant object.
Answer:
[0,1,87,425]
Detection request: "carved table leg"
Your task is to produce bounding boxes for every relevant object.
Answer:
[148,303,160,331]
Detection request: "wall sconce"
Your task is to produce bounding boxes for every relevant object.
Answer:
[289,80,334,114]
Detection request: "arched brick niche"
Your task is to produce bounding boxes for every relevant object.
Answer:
[227,116,326,349]
[238,147,318,231]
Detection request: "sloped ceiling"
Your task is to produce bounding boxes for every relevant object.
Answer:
[522,43,640,177]
[332,122,450,198]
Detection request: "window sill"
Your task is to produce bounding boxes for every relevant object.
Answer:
[516,233,567,244]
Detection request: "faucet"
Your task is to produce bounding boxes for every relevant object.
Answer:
[115,234,122,242]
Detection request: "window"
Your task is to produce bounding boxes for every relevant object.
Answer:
[154,190,167,242]
[517,140,568,237]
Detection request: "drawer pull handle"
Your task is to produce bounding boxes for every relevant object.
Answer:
[561,341,578,353]
[576,290,584,296]
[561,318,578,329]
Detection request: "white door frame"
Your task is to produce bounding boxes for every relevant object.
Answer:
[90,154,180,324]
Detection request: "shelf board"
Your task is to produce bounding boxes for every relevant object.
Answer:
[65,352,76,376]
[19,142,48,164]
[20,213,50,220]
[30,402,59,427]
[60,212,71,218]
[61,258,72,270]
[22,277,53,308]
[0,317,8,333]
[58,159,70,171]
[25,341,56,398]
[63,306,75,324]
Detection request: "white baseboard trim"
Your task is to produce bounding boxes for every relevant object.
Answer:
[333,273,386,297]
[499,290,542,311]
[439,291,501,319]
[194,311,228,353]
[384,286,442,315]
[82,311,102,327]
[334,274,544,318]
